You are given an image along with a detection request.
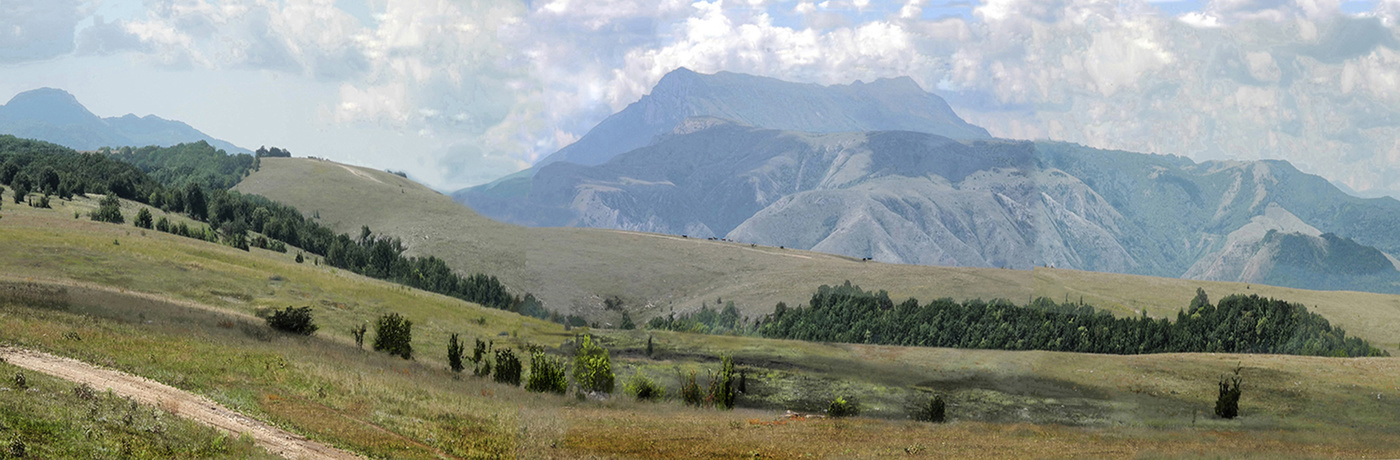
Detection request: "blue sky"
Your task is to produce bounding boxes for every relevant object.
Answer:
[3,0,1400,197]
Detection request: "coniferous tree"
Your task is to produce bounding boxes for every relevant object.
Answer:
[1215,367,1243,419]
[134,207,153,229]
[447,333,465,373]
[372,313,413,359]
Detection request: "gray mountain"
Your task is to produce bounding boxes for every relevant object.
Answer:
[458,68,989,202]
[0,88,249,153]
[456,70,1400,294]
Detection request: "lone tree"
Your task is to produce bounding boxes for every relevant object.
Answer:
[573,335,614,394]
[447,333,465,373]
[266,306,318,336]
[708,355,738,409]
[91,194,123,224]
[373,313,413,359]
[493,348,522,386]
[914,394,946,423]
[134,207,154,229]
[1215,366,1243,419]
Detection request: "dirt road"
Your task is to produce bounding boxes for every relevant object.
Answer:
[0,346,360,460]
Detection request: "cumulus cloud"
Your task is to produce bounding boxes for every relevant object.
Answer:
[0,0,92,64]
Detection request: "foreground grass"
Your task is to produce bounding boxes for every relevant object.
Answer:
[0,360,273,459]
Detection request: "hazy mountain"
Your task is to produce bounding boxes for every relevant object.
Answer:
[0,88,249,153]
[456,70,1400,294]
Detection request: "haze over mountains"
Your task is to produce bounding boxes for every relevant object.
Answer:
[457,68,1400,295]
[0,88,248,154]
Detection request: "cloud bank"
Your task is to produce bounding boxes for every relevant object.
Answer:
[6,0,1400,196]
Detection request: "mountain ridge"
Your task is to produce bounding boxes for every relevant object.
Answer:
[0,88,249,154]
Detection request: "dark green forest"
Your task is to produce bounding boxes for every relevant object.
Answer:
[0,135,523,314]
[103,142,258,191]
[757,282,1387,357]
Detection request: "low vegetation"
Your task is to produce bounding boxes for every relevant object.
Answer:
[264,306,318,336]
[525,351,567,394]
[572,335,614,394]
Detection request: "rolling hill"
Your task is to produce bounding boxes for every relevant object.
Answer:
[236,157,1400,353]
[0,88,249,153]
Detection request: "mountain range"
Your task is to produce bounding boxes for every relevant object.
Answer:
[466,69,1400,294]
[0,88,248,154]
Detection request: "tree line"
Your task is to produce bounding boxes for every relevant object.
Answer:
[0,136,530,314]
[757,282,1387,357]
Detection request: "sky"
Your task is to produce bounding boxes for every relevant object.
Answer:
[2,0,1400,197]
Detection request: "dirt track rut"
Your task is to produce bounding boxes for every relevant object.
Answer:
[0,346,360,460]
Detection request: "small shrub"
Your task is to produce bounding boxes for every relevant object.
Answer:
[620,311,635,330]
[525,351,568,394]
[493,349,522,386]
[350,323,367,349]
[91,194,124,223]
[373,313,413,359]
[447,333,465,373]
[9,436,24,458]
[646,335,654,357]
[573,335,614,394]
[708,355,737,409]
[913,394,946,423]
[134,207,153,229]
[295,252,304,264]
[155,216,171,233]
[1216,367,1243,419]
[73,383,97,401]
[13,372,25,389]
[265,306,318,336]
[680,370,703,407]
[828,396,859,418]
[624,373,665,401]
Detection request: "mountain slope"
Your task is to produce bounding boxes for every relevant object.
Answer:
[0,88,248,153]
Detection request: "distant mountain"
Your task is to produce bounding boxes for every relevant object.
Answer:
[460,68,989,200]
[0,88,249,153]
[456,70,1400,294]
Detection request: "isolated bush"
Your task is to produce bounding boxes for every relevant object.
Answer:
[350,323,367,349]
[620,312,635,330]
[913,394,946,423]
[295,252,304,263]
[472,339,491,376]
[12,372,25,389]
[1216,368,1243,419]
[447,333,465,373]
[266,306,318,336]
[708,355,737,409]
[573,335,614,393]
[134,207,153,229]
[646,335,654,357]
[373,313,413,359]
[828,396,859,418]
[680,370,703,407]
[9,436,24,458]
[526,351,568,394]
[91,194,124,223]
[155,216,171,233]
[624,373,665,401]
[493,349,522,386]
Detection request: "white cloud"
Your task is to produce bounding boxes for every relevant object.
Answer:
[1179,11,1224,27]
[0,0,93,64]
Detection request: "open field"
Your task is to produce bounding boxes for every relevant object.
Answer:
[3,188,1400,458]
[235,158,1400,353]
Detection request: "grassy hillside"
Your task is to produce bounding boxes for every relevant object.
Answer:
[236,158,1400,353]
[2,188,1400,457]
[234,157,1034,326]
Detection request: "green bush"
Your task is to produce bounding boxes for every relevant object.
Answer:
[134,207,153,229]
[680,370,702,407]
[913,394,946,423]
[155,216,171,233]
[708,355,737,409]
[828,396,859,418]
[624,373,665,401]
[1216,368,1242,419]
[447,333,465,373]
[91,194,123,223]
[526,351,568,394]
[373,313,413,359]
[573,335,614,393]
[265,306,318,336]
[493,349,522,386]
[350,323,367,349]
